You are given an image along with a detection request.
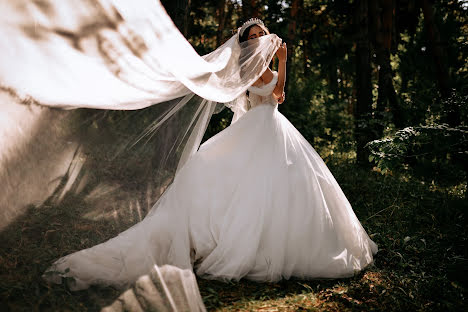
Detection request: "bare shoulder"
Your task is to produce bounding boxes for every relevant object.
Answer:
[261,68,275,84]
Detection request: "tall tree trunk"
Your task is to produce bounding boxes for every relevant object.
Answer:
[287,0,300,51]
[354,0,374,166]
[242,0,258,20]
[216,1,227,47]
[161,0,191,37]
[183,0,191,37]
[286,0,302,92]
[328,30,339,101]
[421,0,450,97]
[372,0,403,131]
[421,0,458,125]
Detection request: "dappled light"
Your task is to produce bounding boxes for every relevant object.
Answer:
[0,0,466,311]
[0,93,78,230]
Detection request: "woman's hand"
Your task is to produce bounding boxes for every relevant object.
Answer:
[278,92,285,104]
[276,42,287,62]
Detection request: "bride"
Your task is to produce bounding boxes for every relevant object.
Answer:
[43,18,377,290]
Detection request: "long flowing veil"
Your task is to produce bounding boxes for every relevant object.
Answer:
[0,0,281,230]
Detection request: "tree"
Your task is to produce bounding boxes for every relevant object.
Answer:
[354,0,374,165]
[421,0,458,126]
[242,0,259,20]
[161,0,191,37]
[371,0,403,131]
[215,1,233,46]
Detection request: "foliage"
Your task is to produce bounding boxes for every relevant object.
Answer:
[159,0,468,180]
[367,91,468,186]
[367,124,468,180]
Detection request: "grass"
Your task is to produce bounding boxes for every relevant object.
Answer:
[0,156,466,311]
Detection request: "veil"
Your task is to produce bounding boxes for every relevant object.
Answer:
[0,0,281,229]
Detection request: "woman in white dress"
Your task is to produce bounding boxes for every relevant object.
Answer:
[44,18,377,291]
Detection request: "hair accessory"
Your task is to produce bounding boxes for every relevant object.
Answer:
[239,18,265,37]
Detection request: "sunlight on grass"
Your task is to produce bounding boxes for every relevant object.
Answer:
[0,153,466,311]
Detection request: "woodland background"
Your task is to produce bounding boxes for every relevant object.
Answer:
[163,0,467,183]
[151,0,468,310]
[0,0,466,311]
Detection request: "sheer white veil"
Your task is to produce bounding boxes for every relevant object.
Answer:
[0,0,281,228]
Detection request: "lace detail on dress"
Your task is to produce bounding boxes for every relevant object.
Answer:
[247,71,278,108]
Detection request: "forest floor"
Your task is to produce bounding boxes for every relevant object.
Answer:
[0,156,466,311]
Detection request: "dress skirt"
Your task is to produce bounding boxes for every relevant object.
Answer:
[44,103,377,290]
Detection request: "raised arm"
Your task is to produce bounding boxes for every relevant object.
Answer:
[273,42,287,103]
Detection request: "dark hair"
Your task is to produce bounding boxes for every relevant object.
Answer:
[239,23,269,43]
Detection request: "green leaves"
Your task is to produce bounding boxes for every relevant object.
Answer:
[366,123,468,184]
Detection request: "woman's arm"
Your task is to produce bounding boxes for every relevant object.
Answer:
[273,42,287,103]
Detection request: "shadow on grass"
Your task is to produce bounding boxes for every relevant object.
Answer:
[0,144,158,311]
[197,160,467,311]
[0,157,466,311]
[0,188,126,310]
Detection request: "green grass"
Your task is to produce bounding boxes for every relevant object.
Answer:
[0,157,466,311]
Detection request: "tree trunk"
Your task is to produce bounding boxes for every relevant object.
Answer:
[372,0,403,131]
[421,0,458,125]
[161,0,191,37]
[354,0,374,166]
[286,0,302,92]
[328,30,339,101]
[421,0,450,97]
[242,0,258,20]
[216,1,227,47]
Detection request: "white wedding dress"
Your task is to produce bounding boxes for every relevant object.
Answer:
[44,71,377,290]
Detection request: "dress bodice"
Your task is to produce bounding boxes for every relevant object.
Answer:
[247,71,278,108]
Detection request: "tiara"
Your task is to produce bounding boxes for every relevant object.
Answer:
[239,18,265,37]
